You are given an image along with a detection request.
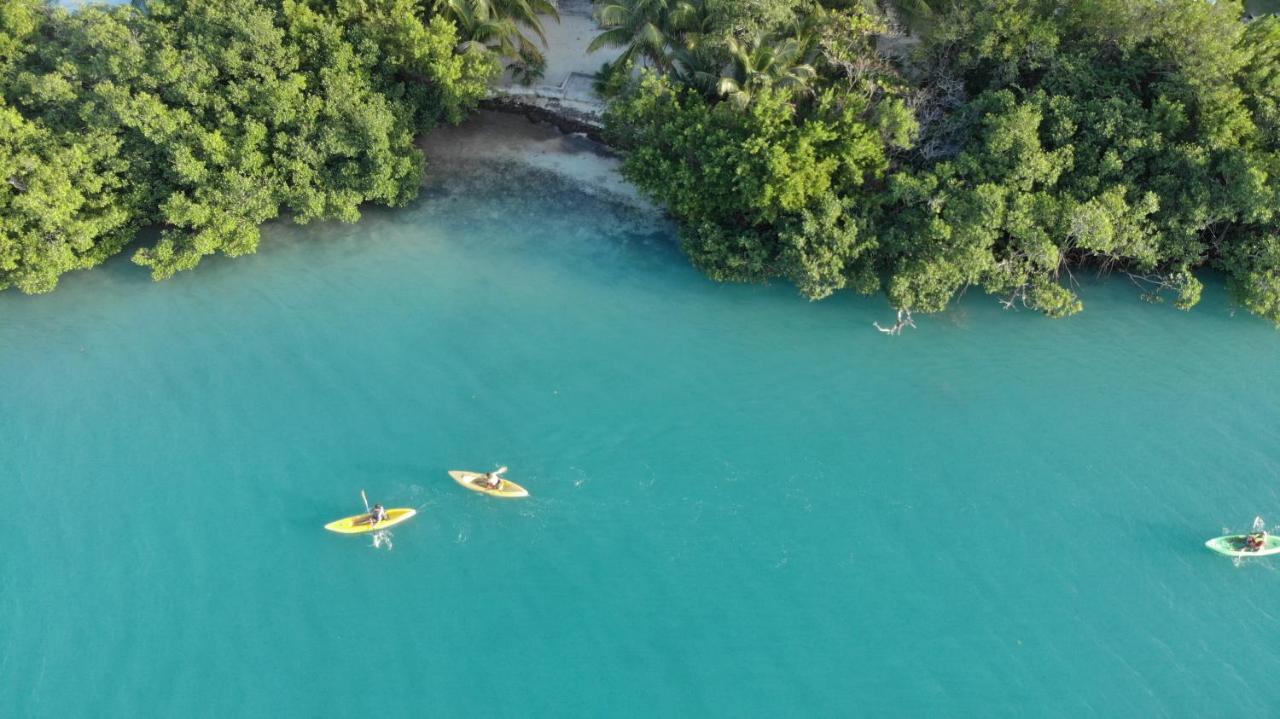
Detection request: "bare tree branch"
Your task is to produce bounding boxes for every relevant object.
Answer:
[999,285,1029,311]
[874,307,916,335]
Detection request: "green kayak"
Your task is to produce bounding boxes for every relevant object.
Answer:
[1205,534,1280,557]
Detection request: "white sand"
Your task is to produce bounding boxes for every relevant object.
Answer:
[495,2,619,110]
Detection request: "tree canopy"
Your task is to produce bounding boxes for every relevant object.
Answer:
[0,0,496,292]
[7,0,1280,330]
[600,0,1280,325]
[602,2,913,300]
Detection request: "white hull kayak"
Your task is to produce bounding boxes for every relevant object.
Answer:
[1205,534,1280,557]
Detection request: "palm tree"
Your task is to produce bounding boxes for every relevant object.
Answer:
[435,0,560,77]
[664,0,720,92]
[715,32,818,108]
[492,0,560,47]
[439,0,519,55]
[667,43,720,94]
[588,0,700,73]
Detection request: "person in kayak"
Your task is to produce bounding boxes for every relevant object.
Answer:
[481,466,508,489]
[1245,531,1267,551]
[369,504,388,524]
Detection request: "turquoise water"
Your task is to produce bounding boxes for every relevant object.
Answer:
[3,146,1280,717]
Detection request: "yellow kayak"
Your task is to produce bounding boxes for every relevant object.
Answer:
[324,508,417,534]
[449,470,529,498]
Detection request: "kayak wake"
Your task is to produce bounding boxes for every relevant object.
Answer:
[371,530,393,551]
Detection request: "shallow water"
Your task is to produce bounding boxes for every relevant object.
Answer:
[3,120,1279,716]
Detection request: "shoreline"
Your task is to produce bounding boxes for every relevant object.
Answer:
[419,110,654,213]
[479,95,607,145]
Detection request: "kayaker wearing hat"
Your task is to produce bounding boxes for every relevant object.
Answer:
[1245,530,1267,551]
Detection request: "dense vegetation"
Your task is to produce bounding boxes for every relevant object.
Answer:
[0,0,500,292]
[5,0,1280,330]
[598,0,1280,325]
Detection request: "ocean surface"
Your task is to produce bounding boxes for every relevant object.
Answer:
[3,118,1280,717]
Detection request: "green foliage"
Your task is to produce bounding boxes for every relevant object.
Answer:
[0,101,131,293]
[594,58,636,97]
[1240,17,1280,137]
[0,0,40,71]
[701,0,806,37]
[0,0,496,291]
[604,0,1280,326]
[607,68,911,300]
[897,0,1276,317]
[1222,17,1280,323]
[600,3,914,303]
[325,1,499,129]
[879,0,946,35]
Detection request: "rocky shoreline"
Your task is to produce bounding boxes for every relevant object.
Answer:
[479,94,607,145]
